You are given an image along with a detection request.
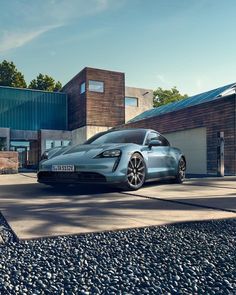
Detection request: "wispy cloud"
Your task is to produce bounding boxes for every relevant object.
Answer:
[194,75,211,92]
[0,25,62,53]
[0,0,121,53]
[156,74,172,86]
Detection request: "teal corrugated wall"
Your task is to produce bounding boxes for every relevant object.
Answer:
[0,87,67,131]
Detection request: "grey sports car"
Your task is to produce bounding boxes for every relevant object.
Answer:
[37,129,186,190]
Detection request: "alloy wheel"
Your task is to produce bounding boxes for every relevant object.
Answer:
[178,158,186,183]
[127,154,145,189]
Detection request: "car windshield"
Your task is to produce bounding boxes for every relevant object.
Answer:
[85,129,147,145]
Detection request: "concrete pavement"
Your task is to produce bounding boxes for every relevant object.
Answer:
[0,173,235,240]
[131,177,236,212]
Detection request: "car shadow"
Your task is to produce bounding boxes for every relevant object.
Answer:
[0,181,235,240]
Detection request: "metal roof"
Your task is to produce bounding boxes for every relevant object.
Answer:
[129,83,236,123]
[0,85,65,95]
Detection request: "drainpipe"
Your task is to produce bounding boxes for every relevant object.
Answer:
[217,131,224,177]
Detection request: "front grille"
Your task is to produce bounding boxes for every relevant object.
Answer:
[38,171,106,183]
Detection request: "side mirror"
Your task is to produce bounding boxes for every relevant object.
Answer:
[148,139,162,148]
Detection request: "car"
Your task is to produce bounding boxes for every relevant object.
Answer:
[37,128,186,190]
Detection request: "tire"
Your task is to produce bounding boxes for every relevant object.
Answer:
[120,153,146,190]
[174,157,186,184]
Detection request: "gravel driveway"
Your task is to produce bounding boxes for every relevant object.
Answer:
[0,218,235,295]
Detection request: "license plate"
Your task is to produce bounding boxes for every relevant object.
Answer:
[52,165,75,172]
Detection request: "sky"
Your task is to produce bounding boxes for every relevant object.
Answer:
[0,0,236,95]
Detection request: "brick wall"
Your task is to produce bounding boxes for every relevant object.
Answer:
[62,67,125,130]
[86,68,125,127]
[123,94,236,175]
[62,68,87,130]
[0,152,18,174]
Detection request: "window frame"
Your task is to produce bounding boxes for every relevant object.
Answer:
[144,131,170,146]
[88,80,104,93]
[125,96,139,107]
[80,82,86,94]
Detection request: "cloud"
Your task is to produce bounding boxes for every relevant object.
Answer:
[0,25,62,53]
[194,76,211,92]
[156,74,172,86]
[0,0,121,53]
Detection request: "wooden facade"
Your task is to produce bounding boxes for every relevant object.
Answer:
[62,67,125,130]
[62,68,87,130]
[124,94,236,175]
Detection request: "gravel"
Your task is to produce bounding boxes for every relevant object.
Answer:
[0,219,236,295]
[0,212,18,244]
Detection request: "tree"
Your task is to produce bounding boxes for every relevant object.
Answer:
[153,86,188,107]
[29,73,62,92]
[0,60,27,88]
[54,81,62,92]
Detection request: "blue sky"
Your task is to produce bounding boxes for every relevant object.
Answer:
[0,0,236,95]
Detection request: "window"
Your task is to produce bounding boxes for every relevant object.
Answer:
[145,132,159,145]
[145,132,170,146]
[125,97,138,107]
[88,80,104,93]
[80,82,86,94]
[158,135,170,146]
[46,140,54,150]
[62,140,70,147]
[45,140,71,150]
[54,140,62,147]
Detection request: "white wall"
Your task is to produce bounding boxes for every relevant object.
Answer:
[164,127,207,174]
[125,87,153,122]
[71,126,112,145]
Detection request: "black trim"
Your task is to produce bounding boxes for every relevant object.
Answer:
[38,171,106,183]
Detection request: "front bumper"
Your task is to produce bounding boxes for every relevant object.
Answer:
[37,157,127,184]
[38,171,107,184]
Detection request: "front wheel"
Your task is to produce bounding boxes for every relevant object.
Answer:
[174,158,186,184]
[120,153,146,190]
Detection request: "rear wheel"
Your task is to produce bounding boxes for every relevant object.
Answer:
[174,158,186,183]
[121,153,146,190]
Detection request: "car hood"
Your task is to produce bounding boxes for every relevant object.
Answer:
[43,143,136,164]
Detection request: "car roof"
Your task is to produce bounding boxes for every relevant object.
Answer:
[110,128,158,133]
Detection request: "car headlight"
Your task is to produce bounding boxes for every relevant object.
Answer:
[97,149,121,158]
[41,151,49,161]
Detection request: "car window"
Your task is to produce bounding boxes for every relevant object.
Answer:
[145,132,159,145]
[85,129,147,145]
[145,132,170,146]
[158,135,170,146]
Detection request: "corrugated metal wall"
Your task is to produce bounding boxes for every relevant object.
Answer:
[0,87,67,131]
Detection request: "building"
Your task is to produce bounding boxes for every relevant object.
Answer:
[124,83,236,176]
[0,87,70,168]
[0,67,153,168]
[62,67,153,144]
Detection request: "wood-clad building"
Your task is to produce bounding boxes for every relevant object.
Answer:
[62,67,152,145]
[0,67,153,168]
[123,84,236,175]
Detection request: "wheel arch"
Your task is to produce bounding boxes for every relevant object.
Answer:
[180,155,186,167]
[130,151,148,167]
[176,154,187,173]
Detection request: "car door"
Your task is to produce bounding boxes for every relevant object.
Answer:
[144,132,174,178]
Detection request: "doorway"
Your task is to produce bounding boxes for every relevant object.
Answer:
[10,141,38,169]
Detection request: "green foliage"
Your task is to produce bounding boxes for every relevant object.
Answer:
[0,60,27,88]
[54,81,62,92]
[29,73,62,92]
[153,86,188,107]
